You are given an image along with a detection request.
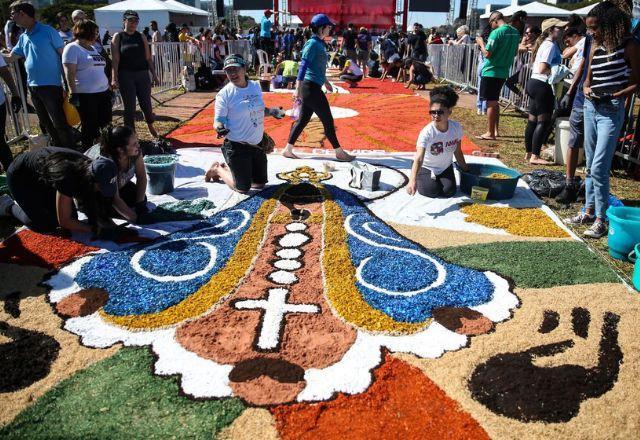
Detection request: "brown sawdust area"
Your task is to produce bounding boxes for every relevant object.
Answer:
[217,408,279,440]
[388,222,572,249]
[0,263,118,426]
[395,282,640,439]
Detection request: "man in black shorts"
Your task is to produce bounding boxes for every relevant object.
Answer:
[477,11,521,140]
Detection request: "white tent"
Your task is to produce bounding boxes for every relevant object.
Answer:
[573,2,600,16]
[480,1,572,18]
[95,0,209,37]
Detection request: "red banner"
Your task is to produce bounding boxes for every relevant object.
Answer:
[288,0,397,31]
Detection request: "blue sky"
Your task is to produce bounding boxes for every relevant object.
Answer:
[238,0,503,28]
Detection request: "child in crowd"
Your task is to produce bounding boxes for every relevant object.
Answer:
[339,57,363,87]
[407,86,469,198]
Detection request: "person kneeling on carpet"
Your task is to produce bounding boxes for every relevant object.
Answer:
[205,54,285,194]
[85,125,148,223]
[339,58,363,87]
[0,147,119,236]
[406,86,469,198]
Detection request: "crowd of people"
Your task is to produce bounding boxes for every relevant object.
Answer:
[0,1,638,243]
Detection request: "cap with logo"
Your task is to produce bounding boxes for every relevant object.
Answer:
[310,14,335,27]
[91,156,118,198]
[541,18,568,33]
[224,54,246,70]
[123,10,139,20]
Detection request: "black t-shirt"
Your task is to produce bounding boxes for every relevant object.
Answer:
[413,61,430,77]
[409,31,427,56]
[342,29,357,50]
[11,147,86,198]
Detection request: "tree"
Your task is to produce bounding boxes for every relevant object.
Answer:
[38,1,107,26]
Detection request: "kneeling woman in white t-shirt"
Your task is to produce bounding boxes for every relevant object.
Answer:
[407,86,469,198]
[205,54,285,193]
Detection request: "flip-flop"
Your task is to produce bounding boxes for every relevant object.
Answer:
[476,134,496,141]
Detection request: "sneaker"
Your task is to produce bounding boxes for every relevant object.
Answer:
[555,183,579,204]
[0,194,14,217]
[583,220,608,239]
[564,211,596,225]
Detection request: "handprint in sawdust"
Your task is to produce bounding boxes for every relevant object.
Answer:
[468,308,622,423]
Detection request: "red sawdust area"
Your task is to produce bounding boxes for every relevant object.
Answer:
[166,93,480,154]
[270,354,489,440]
[333,77,416,95]
[0,230,98,269]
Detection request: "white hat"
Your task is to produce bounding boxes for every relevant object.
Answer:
[541,18,568,33]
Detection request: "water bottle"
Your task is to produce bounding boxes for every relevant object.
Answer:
[290,98,302,121]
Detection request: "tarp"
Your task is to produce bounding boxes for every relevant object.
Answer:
[95,0,208,37]
[480,1,571,18]
[288,0,397,30]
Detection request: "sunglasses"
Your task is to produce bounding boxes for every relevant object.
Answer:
[429,110,445,116]
[126,17,139,23]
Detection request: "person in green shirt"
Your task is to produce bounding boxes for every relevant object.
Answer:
[477,11,521,140]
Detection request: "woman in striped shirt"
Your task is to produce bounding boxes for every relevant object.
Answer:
[565,0,640,238]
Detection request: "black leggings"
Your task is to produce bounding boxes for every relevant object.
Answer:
[287,80,341,149]
[77,90,113,150]
[417,165,457,198]
[525,78,554,156]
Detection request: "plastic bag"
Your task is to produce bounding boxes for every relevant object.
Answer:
[290,98,302,121]
[522,169,570,198]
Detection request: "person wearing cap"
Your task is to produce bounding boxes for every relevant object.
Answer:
[282,14,355,162]
[7,1,75,149]
[85,125,148,222]
[477,11,521,141]
[260,9,274,57]
[205,54,285,193]
[0,147,118,234]
[71,9,87,24]
[523,18,566,166]
[111,10,160,138]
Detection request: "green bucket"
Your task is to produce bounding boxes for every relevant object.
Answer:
[630,243,640,292]
[144,155,178,195]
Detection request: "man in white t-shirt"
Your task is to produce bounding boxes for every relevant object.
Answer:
[206,54,285,193]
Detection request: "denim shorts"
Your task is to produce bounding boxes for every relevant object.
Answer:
[568,106,584,149]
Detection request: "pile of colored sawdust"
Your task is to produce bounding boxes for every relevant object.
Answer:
[460,204,569,238]
[166,93,480,154]
[433,241,620,288]
[0,230,98,269]
[485,172,511,179]
[150,198,216,222]
[334,77,416,95]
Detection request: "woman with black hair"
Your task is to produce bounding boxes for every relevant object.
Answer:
[63,19,112,150]
[565,0,640,238]
[85,125,147,222]
[407,86,469,198]
[281,14,355,162]
[0,148,117,234]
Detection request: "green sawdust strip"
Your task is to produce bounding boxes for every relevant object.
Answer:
[150,198,217,222]
[0,347,245,438]
[433,241,620,289]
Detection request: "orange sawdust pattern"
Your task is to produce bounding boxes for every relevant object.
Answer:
[334,78,416,95]
[166,93,481,154]
[270,354,489,440]
[0,230,98,269]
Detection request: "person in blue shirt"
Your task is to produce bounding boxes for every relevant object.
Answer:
[282,14,355,162]
[8,1,74,149]
[260,9,274,57]
[284,28,295,59]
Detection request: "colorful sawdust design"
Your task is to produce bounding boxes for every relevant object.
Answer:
[460,204,570,238]
[165,93,480,154]
[43,167,516,408]
[0,230,98,269]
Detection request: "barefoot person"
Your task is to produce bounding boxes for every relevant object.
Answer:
[407,86,469,198]
[206,54,285,193]
[281,14,355,162]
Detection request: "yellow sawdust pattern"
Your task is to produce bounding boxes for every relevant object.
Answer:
[461,204,569,238]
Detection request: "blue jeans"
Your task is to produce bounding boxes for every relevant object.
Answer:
[583,98,625,220]
[476,57,487,112]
